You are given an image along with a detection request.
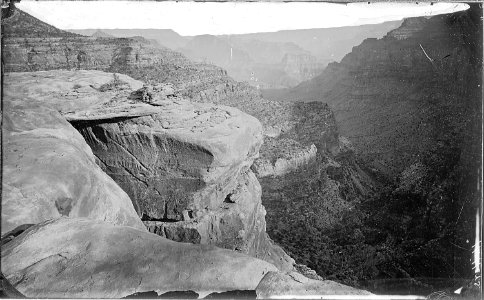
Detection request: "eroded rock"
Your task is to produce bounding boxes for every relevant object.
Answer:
[1,78,145,234]
[255,271,372,298]
[3,70,294,272]
[1,218,277,298]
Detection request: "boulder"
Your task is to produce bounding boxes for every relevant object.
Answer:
[1,218,277,298]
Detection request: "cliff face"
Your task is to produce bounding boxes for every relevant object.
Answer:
[281,53,324,84]
[272,7,482,286]
[256,107,376,280]
[2,6,258,109]
[279,8,482,179]
[179,35,323,89]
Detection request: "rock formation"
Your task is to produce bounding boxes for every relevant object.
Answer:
[2,4,257,108]
[1,67,371,297]
[252,143,317,177]
[1,4,376,295]
[281,53,324,84]
[267,6,482,287]
[1,217,277,298]
[256,271,372,298]
[2,71,145,235]
[277,7,482,179]
[3,69,295,271]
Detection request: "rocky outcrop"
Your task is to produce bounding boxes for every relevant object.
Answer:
[253,142,317,177]
[91,30,114,39]
[143,171,294,269]
[256,271,372,298]
[72,98,263,222]
[1,217,277,298]
[1,71,145,235]
[3,69,294,272]
[1,5,376,296]
[2,5,254,108]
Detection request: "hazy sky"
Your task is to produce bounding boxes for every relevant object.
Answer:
[18,1,468,36]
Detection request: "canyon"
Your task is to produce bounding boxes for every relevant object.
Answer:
[264,4,482,291]
[1,1,481,297]
[70,20,402,89]
[1,3,373,298]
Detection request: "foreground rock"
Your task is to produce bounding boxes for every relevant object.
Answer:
[2,72,145,235]
[3,70,294,271]
[256,272,372,298]
[1,218,277,298]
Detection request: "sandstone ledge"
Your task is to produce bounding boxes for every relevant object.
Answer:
[2,73,145,234]
[1,217,277,298]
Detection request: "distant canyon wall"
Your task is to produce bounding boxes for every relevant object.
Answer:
[279,8,482,180]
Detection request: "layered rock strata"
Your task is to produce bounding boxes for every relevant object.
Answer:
[279,8,482,178]
[252,142,317,177]
[2,5,260,108]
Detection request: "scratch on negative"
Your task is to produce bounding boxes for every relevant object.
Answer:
[419,44,434,63]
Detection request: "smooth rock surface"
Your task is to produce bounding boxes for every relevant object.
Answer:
[4,70,293,272]
[1,218,277,298]
[256,271,372,298]
[1,80,145,234]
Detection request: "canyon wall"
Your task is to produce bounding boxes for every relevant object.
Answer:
[2,5,260,109]
[272,6,482,286]
[280,8,482,179]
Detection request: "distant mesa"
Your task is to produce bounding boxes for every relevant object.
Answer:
[91,29,114,38]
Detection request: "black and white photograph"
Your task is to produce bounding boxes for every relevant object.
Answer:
[1,0,482,298]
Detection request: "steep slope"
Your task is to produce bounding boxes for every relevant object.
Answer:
[2,4,298,271]
[1,5,79,38]
[3,69,295,272]
[279,8,482,178]
[273,6,482,290]
[0,4,379,296]
[2,5,259,107]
